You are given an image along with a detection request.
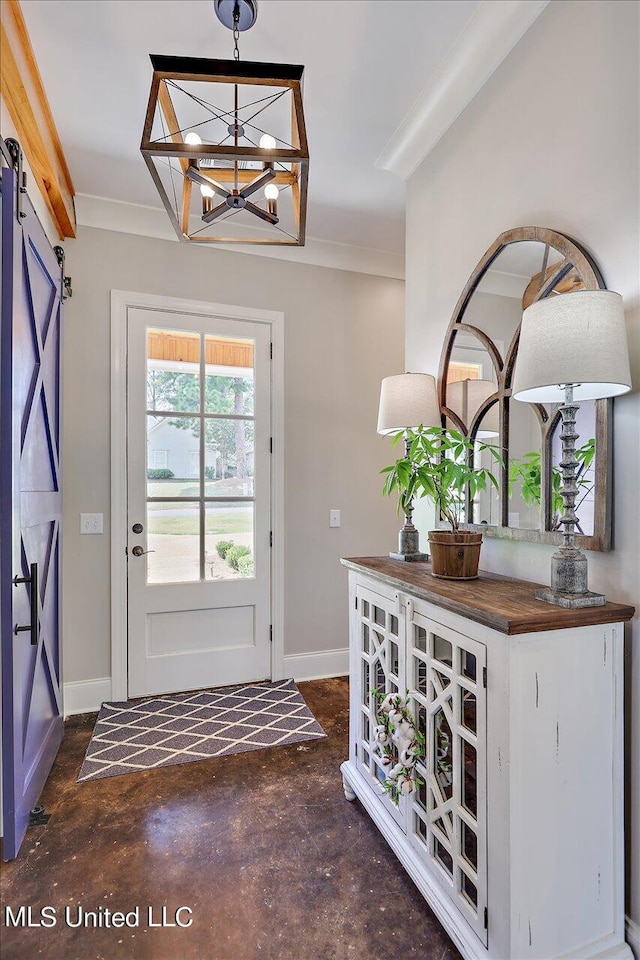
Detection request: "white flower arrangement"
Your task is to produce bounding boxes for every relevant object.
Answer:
[371,690,425,805]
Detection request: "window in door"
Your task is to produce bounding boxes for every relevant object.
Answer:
[146,328,256,584]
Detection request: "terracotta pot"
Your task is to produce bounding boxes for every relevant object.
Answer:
[428,531,483,580]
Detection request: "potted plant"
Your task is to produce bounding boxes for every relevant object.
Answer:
[509,438,595,532]
[382,426,502,580]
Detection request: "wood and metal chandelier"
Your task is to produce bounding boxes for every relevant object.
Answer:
[141,0,308,245]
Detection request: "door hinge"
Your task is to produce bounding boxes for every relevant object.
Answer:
[269,530,273,548]
[484,906,488,930]
[354,596,358,609]
[269,437,273,454]
[270,625,273,643]
[483,666,487,689]
[270,342,273,359]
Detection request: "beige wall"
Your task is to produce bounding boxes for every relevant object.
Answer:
[405,0,640,928]
[62,226,404,683]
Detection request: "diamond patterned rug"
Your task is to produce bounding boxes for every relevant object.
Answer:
[77,678,326,783]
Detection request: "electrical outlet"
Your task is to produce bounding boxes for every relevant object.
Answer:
[329,509,341,528]
[80,513,104,535]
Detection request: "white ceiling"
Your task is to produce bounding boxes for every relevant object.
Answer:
[20,0,481,257]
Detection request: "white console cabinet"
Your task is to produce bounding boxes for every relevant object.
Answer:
[340,558,635,960]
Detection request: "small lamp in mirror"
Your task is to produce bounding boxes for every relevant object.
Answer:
[512,291,631,607]
[446,379,499,438]
[377,373,441,561]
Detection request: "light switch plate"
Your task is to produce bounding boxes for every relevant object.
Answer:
[80,513,104,535]
[329,509,341,528]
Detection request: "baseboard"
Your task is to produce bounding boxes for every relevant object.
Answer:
[61,654,347,714]
[627,917,640,959]
[63,678,112,717]
[283,648,348,682]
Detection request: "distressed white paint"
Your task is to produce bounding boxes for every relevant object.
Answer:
[403,0,640,930]
[342,568,631,960]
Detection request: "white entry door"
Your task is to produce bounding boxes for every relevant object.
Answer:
[126,307,271,697]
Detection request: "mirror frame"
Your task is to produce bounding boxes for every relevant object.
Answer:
[437,225,612,551]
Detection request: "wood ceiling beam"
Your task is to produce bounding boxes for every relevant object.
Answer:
[1,0,76,239]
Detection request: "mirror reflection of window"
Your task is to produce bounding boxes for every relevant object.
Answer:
[551,402,596,536]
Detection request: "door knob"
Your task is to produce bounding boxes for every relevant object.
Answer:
[131,545,155,557]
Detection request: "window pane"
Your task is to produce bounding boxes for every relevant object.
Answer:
[461,649,477,682]
[462,872,478,908]
[432,633,453,667]
[147,416,201,496]
[462,740,478,818]
[462,691,477,734]
[434,708,454,801]
[204,419,254,496]
[147,329,200,413]
[205,502,254,580]
[461,820,478,870]
[390,640,399,677]
[415,657,427,696]
[205,335,254,415]
[435,838,454,877]
[147,501,200,584]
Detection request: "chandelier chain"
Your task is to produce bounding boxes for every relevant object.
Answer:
[233,3,240,61]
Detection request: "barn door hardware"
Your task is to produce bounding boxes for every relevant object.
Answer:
[54,245,73,299]
[13,562,39,645]
[29,805,51,827]
[2,137,27,221]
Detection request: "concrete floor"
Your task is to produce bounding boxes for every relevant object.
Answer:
[1,678,461,960]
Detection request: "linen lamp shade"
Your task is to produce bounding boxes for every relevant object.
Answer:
[446,379,499,437]
[512,291,631,403]
[377,373,441,435]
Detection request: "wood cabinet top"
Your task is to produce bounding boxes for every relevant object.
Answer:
[341,557,635,636]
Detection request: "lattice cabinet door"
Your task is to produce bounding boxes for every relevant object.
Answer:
[353,584,406,829]
[407,608,488,946]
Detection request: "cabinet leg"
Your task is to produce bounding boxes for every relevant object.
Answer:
[342,773,356,802]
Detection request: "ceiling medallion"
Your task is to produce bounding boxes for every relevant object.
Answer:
[141,0,308,245]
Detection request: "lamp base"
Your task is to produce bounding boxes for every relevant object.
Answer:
[534,587,607,608]
[390,522,427,562]
[389,551,428,562]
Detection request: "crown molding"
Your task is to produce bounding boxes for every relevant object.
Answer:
[74,193,405,280]
[376,0,550,181]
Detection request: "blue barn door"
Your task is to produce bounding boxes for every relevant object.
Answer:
[1,143,64,860]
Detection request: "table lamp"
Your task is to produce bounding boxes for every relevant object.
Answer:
[377,373,441,561]
[446,378,499,437]
[512,290,631,607]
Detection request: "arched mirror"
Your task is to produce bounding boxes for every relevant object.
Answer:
[438,226,611,551]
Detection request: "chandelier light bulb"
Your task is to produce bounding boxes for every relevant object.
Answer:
[185,132,202,146]
[264,184,279,201]
[259,134,276,150]
[200,184,215,198]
